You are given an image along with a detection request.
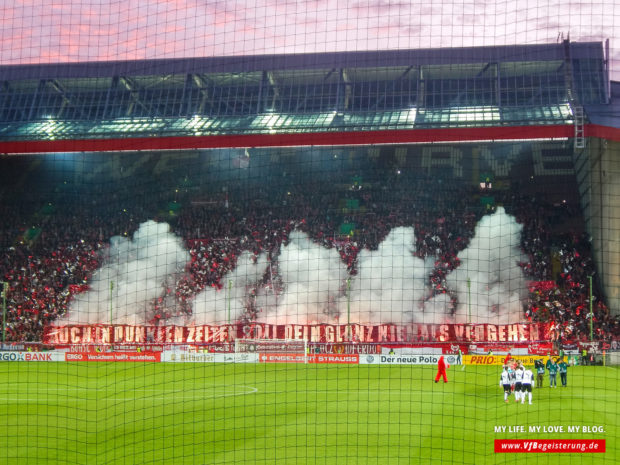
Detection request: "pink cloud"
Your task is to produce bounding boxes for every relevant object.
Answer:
[0,0,617,80]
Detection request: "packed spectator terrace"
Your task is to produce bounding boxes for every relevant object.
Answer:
[0,146,617,344]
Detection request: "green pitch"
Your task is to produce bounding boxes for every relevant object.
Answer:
[0,362,617,465]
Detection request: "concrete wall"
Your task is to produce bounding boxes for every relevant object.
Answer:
[574,138,620,316]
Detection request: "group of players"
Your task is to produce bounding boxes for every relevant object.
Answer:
[499,353,572,404]
[433,354,568,405]
[500,358,535,404]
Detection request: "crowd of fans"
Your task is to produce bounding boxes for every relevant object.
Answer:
[0,154,617,344]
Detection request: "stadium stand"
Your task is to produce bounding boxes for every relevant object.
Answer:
[0,155,617,343]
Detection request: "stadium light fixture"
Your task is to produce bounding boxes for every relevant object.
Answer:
[254,113,280,133]
[39,118,59,140]
[407,108,417,123]
[449,106,500,123]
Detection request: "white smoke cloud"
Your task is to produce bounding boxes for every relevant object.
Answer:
[191,250,270,325]
[444,207,527,324]
[420,293,454,325]
[254,230,348,325]
[58,210,529,328]
[246,214,526,326]
[343,227,432,325]
[57,220,190,325]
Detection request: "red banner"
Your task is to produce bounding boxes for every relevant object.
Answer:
[259,353,359,364]
[65,351,161,362]
[527,342,554,355]
[44,322,546,345]
[495,440,605,453]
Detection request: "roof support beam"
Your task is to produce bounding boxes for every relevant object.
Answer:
[27,80,46,121]
[267,71,279,111]
[294,68,337,112]
[450,62,496,107]
[102,76,118,119]
[1,81,27,120]
[182,73,193,117]
[120,76,152,117]
[370,66,415,110]
[342,69,353,110]
[334,68,345,112]
[47,79,89,120]
[191,74,212,115]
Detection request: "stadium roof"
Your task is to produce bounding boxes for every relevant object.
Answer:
[0,41,617,153]
[584,81,620,129]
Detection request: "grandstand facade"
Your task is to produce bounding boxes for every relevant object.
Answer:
[0,41,613,145]
[0,41,619,342]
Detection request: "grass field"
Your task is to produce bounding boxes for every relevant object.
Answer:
[0,362,617,465]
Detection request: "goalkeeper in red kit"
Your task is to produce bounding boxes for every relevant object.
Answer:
[435,355,449,383]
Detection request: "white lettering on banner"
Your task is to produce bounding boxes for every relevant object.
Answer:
[359,354,460,365]
[100,327,110,344]
[175,326,184,343]
[64,352,161,362]
[508,324,518,341]
[44,323,545,345]
[439,325,449,342]
[325,325,335,342]
[70,327,81,343]
[125,326,134,343]
[161,352,258,363]
[135,327,145,343]
[378,325,389,342]
[114,326,124,343]
[420,325,430,341]
[259,353,359,364]
[81,327,92,344]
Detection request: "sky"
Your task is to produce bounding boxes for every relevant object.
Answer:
[1,0,618,80]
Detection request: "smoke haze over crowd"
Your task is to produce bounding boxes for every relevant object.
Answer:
[58,220,189,325]
[59,207,529,327]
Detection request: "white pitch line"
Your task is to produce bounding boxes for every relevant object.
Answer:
[0,387,453,395]
[0,387,457,402]
[0,385,259,402]
[0,384,258,393]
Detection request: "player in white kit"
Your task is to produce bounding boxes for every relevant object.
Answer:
[514,364,524,403]
[520,367,534,404]
[500,366,512,403]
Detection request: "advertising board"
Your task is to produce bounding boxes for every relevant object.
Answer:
[463,354,547,366]
[64,352,161,362]
[0,351,64,362]
[259,353,359,364]
[160,352,258,363]
[359,354,459,365]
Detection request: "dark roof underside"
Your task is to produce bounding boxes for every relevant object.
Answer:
[0,42,611,142]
